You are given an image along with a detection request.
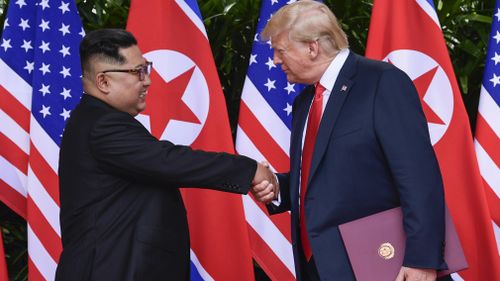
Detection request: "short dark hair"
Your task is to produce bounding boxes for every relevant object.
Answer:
[80,28,138,73]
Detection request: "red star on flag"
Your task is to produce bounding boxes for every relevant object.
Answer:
[411,66,445,125]
[142,66,201,138]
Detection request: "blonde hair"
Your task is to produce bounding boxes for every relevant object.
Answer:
[261,0,348,57]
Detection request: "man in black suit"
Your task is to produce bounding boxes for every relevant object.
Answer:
[55,28,276,281]
[252,1,450,281]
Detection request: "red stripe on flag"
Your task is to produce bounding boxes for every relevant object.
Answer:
[0,180,26,219]
[27,197,62,262]
[482,179,500,225]
[29,143,60,206]
[248,225,295,281]
[0,85,30,132]
[239,102,290,172]
[475,113,500,168]
[0,133,28,174]
[28,257,45,281]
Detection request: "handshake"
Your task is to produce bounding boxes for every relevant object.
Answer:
[250,162,279,204]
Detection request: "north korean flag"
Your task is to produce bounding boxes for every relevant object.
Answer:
[366,0,500,280]
[126,1,255,280]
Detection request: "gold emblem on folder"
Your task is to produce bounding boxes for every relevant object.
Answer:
[378,242,395,259]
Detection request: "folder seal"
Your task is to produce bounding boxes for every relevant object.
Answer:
[378,242,395,259]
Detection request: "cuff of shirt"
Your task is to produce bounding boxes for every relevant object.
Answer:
[271,173,281,206]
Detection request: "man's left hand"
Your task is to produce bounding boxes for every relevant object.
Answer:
[395,266,437,281]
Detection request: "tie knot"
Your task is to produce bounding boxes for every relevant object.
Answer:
[314,83,325,99]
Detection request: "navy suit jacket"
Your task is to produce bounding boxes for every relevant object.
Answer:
[269,52,447,281]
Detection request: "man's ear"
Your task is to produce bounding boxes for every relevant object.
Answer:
[308,40,320,59]
[95,73,111,94]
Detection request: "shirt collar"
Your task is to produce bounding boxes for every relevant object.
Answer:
[319,48,350,93]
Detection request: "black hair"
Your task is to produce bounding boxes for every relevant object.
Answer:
[79,28,138,73]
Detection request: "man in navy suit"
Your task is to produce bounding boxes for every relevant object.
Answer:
[252,1,449,281]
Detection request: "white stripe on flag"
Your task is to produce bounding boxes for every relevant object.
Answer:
[493,221,500,255]
[30,116,60,172]
[242,194,296,276]
[474,140,500,197]
[451,272,465,281]
[27,224,57,281]
[0,59,32,109]
[235,126,278,172]
[241,76,291,156]
[175,0,208,39]
[415,0,441,27]
[478,86,500,137]
[190,249,215,281]
[27,166,61,236]
[0,156,27,197]
[0,109,30,153]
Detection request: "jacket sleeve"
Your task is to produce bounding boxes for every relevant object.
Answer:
[89,111,256,194]
[374,67,447,270]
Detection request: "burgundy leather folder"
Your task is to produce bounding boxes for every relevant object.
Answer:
[338,207,467,281]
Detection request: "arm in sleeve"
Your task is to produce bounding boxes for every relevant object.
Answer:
[374,68,447,270]
[89,112,257,194]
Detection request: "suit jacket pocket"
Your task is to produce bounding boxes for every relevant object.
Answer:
[134,226,189,280]
[331,127,362,140]
[56,247,95,281]
[136,225,188,254]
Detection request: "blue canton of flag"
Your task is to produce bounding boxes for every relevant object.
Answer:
[247,0,305,129]
[484,1,500,107]
[1,0,84,145]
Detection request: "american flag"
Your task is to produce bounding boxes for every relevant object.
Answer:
[474,0,500,254]
[235,0,306,280]
[0,0,84,280]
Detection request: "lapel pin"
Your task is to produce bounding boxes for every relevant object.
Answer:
[340,85,348,92]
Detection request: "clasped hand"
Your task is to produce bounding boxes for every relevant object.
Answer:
[250,162,279,204]
[396,266,437,281]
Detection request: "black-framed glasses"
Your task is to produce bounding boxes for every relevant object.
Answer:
[101,61,153,81]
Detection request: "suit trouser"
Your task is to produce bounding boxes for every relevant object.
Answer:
[298,249,321,281]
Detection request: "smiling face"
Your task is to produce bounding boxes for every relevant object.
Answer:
[96,45,151,116]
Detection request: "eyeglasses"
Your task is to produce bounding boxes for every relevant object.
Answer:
[101,61,153,81]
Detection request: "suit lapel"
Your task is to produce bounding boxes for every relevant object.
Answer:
[308,52,358,185]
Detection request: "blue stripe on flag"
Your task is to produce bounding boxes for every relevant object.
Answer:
[190,261,205,281]
[184,0,203,22]
[424,0,435,9]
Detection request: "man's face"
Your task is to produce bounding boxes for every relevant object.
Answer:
[271,31,312,84]
[100,45,151,116]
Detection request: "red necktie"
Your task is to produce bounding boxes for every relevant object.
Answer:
[299,83,325,261]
